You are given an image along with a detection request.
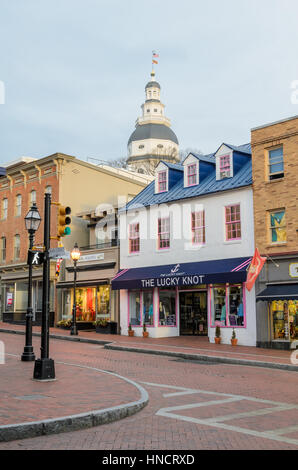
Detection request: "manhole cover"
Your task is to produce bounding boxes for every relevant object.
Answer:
[14,394,50,400]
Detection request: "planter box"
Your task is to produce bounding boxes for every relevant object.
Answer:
[95,322,117,335]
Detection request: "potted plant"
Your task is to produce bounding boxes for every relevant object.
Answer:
[56,319,72,329]
[231,328,238,346]
[143,323,149,338]
[128,323,134,337]
[215,325,221,344]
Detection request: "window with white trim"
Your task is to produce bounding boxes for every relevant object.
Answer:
[219,155,231,178]
[157,170,167,192]
[129,223,140,253]
[192,211,205,244]
[158,217,170,249]
[225,205,241,241]
[187,163,197,186]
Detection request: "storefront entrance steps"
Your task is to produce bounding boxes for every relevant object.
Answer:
[0,323,297,373]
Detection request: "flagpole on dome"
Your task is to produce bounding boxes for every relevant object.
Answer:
[152,50,159,78]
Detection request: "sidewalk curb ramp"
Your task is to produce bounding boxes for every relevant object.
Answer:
[0,367,149,443]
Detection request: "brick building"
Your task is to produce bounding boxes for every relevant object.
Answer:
[251,115,298,349]
[0,153,151,325]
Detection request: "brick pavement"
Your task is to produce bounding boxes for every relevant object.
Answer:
[0,322,295,367]
[0,354,141,426]
[0,332,298,450]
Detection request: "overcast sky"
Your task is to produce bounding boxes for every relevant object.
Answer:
[0,0,297,165]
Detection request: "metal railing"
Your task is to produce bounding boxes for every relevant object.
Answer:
[80,239,119,251]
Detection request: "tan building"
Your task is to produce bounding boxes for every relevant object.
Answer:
[251,115,298,349]
[0,153,151,326]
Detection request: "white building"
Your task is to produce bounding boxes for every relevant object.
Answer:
[113,143,257,346]
[127,70,180,174]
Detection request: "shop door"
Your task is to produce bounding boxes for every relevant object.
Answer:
[179,291,208,336]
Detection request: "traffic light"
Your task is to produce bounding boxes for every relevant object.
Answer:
[57,205,71,238]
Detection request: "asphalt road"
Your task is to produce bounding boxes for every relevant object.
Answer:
[1,332,298,450]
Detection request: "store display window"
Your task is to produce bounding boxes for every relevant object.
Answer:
[61,285,110,323]
[158,289,177,326]
[143,290,154,325]
[211,284,245,327]
[271,299,298,341]
[129,290,141,326]
[128,290,154,326]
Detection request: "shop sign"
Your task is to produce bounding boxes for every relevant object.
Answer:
[289,263,298,278]
[49,247,70,259]
[6,293,13,306]
[78,253,104,262]
[140,263,205,288]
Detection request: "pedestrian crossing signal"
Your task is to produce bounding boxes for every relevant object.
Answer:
[57,206,71,238]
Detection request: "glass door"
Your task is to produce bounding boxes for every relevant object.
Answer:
[179,291,208,336]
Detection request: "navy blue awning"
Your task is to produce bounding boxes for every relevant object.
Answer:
[256,283,298,301]
[112,256,251,290]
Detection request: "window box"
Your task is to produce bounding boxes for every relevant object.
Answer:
[95,321,117,334]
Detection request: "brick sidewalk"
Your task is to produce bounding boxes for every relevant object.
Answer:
[0,322,295,367]
[0,354,142,428]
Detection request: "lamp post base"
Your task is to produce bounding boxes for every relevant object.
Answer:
[33,358,55,380]
[70,325,78,336]
[21,346,35,362]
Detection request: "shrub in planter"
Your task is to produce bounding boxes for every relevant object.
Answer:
[93,317,117,334]
[56,319,72,329]
[215,325,221,344]
[143,323,149,338]
[128,323,134,337]
[231,328,238,346]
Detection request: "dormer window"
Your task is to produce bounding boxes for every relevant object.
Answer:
[158,170,167,192]
[219,155,231,179]
[187,163,197,186]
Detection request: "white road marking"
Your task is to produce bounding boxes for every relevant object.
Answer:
[141,381,298,447]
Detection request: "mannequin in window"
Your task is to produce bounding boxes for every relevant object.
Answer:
[159,301,166,325]
[220,302,226,325]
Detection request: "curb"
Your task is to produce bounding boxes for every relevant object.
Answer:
[1,327,297,372]
[0,328,112,346]
[0,364,149,442]
[104,344,298,372]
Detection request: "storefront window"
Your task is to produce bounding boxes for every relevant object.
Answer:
[129,290,141,326]
[211,284,245,327]
[3,284,14,312]
[212,286,226,325]
[159,289,176,326]
[143,290,154,325]
[15,281,28,311]
[228,285,244,326]
[272,300,298,341]
[97,286,110,318]
[76,287,96,322]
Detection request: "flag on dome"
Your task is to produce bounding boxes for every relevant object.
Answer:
[152,51,159,64]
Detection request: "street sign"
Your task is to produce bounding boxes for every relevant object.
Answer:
[27,250,44,265]
[49,247,70,259]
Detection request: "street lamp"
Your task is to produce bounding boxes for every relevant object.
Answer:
[70,242,80,336]
[21,203,41,362]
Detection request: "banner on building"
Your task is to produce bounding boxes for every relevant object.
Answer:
[246,248,267,291]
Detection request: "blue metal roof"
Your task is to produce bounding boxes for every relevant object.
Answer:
[125,143,252,212]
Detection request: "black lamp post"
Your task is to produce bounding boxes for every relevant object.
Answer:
[70,242,80,336]
[21,203,41,362]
